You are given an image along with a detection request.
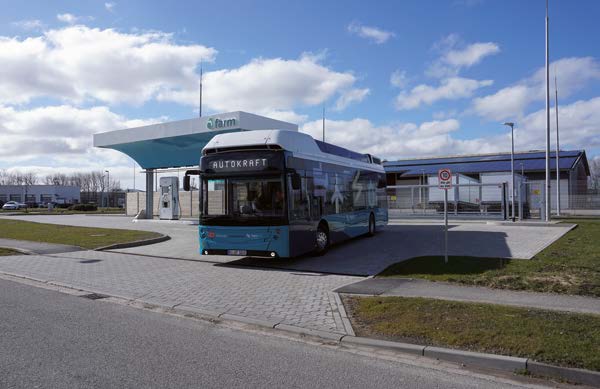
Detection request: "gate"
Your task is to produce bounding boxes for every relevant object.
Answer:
[386,183,509,220]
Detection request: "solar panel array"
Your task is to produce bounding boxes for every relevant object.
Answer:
[383,150,584,176]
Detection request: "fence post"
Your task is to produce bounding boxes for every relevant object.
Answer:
[501,182,507,220]
[518,183,523,220]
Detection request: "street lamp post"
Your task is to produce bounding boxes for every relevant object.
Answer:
[504,122,516,222]
[104,170,110,208]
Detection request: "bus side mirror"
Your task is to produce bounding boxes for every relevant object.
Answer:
[291,173,301,190]
[183,175,191,191]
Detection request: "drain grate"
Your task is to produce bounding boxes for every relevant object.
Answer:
[79,259,102,264]
[80,293,109,300]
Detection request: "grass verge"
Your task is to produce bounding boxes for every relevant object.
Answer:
[344,295,600,372]
[378,218,600,297]
[0,219,161,249]
[0,248,20,256]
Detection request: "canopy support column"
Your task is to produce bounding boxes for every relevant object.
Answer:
[145,169,154,219]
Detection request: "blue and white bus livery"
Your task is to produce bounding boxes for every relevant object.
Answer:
[184,129,388,258]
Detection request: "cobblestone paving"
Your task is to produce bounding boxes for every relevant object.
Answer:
[0,250,359,334]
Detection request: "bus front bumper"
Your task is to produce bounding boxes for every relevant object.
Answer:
[199,225,290,258]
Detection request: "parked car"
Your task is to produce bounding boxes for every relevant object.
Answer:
[2,201,27,210]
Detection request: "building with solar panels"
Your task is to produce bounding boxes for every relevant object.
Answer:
[383,150,590,213]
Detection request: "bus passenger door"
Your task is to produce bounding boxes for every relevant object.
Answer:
[288,173,315,257]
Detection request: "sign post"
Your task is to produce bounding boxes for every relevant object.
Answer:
[438,168,452,264]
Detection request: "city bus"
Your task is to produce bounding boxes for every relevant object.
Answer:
[183,129,388,258]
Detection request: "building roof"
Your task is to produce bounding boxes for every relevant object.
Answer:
[383,150,589,176]
[93,111,298,169]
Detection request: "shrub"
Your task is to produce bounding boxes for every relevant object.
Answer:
[68,203,98,212]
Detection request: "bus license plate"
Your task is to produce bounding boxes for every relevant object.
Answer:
[227,249,247,256]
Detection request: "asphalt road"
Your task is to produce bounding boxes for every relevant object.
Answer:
[0,278,548,389]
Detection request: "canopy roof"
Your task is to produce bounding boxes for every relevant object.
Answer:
[93,111,297,169]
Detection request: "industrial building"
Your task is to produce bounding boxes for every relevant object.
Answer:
[0,185,80,207]
[384,150,590,212]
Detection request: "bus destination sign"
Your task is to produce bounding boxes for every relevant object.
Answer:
[202,152,283,173]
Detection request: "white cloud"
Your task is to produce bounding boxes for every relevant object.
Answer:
[395,77,493,110]
[516,96,600,149]
[347,22,394,44]
[11,19,45,31]
[390,70,408,88]
[427,35,500,78]
[0,104,161,160]
[105,2,116,12]
[158,53,361,118]
[56,13,93,24]
[443,42,500,68]
[0,25,217,106]
[334,88,370,111]
[302,117,502,160]
[472,57,600,120]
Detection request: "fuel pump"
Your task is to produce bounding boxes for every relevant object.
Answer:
[159,176,180,220]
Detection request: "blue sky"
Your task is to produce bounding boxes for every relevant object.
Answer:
[0,0,598,188]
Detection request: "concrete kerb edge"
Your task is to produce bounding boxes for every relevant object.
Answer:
[2,270,598,386]
[94,234,170,251]
[525,223,577,259]
[0,246,35,256]
[527,360,600,387]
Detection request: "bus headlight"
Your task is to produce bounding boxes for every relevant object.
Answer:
[204,250,209,255]
[270,252,276,257]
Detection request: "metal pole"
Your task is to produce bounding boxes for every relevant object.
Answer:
[322,105,325,142]
[544,0,551,221]
[555,74,561,216]
[511,124,515,222]
[444,189,448,264]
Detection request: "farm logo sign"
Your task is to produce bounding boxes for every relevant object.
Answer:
[206,117,237,130]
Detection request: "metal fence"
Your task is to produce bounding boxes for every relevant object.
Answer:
[386,183,508,220]
[386,181,600,220]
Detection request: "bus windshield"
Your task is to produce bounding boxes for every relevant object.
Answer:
[201,176,285,225]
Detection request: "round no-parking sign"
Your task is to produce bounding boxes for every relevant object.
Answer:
[438,168,452,189]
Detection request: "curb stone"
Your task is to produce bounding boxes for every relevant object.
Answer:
[423,346,527,372]
[341,336,425,356]
[219,313,280,329]
[527,360,600,387]
[95,234,170,251]
[274,323,345,342]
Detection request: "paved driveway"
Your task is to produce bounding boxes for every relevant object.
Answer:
[0,250,358,334]
[0,215,573,276]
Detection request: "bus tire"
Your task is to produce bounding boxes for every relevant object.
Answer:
[367,213,376,237]
[314,222,329,255]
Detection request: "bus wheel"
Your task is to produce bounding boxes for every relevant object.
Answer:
[367,213,376,237]
[315,223,329,255]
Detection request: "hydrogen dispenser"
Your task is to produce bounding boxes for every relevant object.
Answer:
[159,176,180,220]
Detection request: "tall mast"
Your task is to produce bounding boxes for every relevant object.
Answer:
[544,0,551,221]
[555,73,561,215]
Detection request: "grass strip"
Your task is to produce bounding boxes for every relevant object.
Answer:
[344,295,600,371]
[378,218,600,297]
[0,219,160,249]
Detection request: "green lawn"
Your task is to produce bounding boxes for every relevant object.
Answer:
[344,296,600,372]
[0,248,19,256]
[378,219,600,297]
[0,219,161,249]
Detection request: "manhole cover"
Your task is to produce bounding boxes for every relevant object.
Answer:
[80,293,109,300]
